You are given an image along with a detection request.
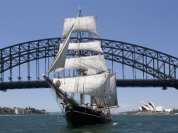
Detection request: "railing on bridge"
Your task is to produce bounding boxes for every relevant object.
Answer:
[0,37,178,90]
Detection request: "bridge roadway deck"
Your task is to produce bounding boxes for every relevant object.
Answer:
[0,80,178,91]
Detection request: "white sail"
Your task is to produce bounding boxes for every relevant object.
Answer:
[48,12,118,109]
[48,25,74,72]
[105,74,118,106]
[53,72,108,98]
[62,16,98,37]
[95,74,117,107]
[85,69,97,75]
[59,41,103,53]
[55,55,107,73]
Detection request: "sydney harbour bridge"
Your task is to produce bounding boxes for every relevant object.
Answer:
[0,37,178,91]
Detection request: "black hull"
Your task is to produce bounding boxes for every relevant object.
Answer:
[65,105,111,126]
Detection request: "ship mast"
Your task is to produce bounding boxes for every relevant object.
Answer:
[77,8,84,105]
[47,10,118,109]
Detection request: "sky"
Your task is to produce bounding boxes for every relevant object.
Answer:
[0,0,178,112]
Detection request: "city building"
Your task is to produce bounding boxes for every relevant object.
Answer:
[0,106,47,115]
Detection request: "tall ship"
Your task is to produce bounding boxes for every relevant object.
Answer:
[43,10,118,126]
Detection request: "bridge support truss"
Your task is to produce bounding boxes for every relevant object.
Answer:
[0,37,178,90]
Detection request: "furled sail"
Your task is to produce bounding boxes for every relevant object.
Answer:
[53,72,109,98]
[62,16,98,37]
[55,55,107,73]
[59,41,103,53]
[48,25,74,72]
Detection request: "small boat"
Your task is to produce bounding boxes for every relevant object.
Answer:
[43,9,118,126]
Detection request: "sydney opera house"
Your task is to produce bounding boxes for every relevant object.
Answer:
[138,101,172,113]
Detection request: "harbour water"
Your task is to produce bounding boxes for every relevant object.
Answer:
[0,114,178,133]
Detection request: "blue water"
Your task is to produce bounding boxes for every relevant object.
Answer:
[0,114,178,133]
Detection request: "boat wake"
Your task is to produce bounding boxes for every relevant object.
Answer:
[112,122,118,126]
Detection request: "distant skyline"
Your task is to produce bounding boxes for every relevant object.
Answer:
[0,0,178,112]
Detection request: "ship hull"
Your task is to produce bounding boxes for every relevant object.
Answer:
[65,105,111,126]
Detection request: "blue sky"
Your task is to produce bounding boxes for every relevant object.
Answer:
[0,0,178,112]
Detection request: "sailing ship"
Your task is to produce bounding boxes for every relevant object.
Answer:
[43,10,118,126]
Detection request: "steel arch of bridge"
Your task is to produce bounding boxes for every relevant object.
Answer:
[0,37,178,81]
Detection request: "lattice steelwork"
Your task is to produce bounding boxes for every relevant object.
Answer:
[0,37,178,90]
[101,39,178,79]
